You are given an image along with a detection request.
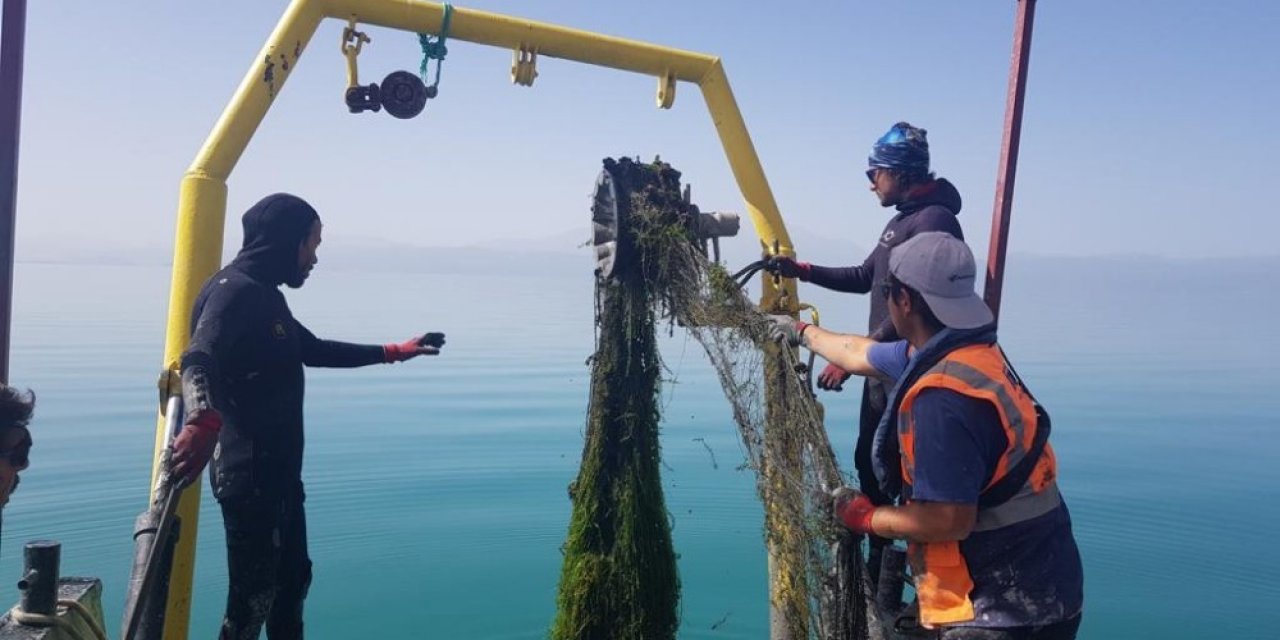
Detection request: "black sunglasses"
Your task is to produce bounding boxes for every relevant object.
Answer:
[1,429,31,468]
[866,168,878,183]
[0,446,29,469]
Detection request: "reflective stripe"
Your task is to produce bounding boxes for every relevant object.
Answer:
[898,407,914,481]
[973,480,1061,532]
[922,359,1031,470]
[893,343,1060,627]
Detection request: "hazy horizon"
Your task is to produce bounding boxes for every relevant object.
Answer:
[17,226,1280,269]
[14,0,1280,266]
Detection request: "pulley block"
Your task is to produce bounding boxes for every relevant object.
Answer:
[380,70,428,119]
[590,158,741,282]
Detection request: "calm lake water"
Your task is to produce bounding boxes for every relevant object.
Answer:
[2,256,1277,639]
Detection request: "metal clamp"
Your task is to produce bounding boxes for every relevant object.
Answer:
[341,17,382,113]
[511,44,538,86]
[340,17,371,88]
[764,239,799,314]
[656,70,676,109]
[798,302,820,328]
[155,364,180,411]
[798,303,822,389]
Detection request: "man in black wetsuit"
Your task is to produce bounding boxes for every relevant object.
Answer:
[764,122,963,579]
[168,193,445,640]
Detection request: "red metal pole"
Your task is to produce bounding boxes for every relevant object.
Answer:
[0,0,27,384]
[984,0,1036,322]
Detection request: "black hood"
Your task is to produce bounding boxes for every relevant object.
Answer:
[230,193,319,286]
[897,177,962,216]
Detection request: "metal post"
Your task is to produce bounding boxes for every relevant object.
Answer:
[984,0,1037,321]
[124,395,185,640]
[874,546,906,619]
[17,540,59,616]
[0,0,28,384]
[122,508,181,640]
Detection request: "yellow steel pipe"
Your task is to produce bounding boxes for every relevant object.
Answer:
[188,0,797,262]
[324,0,718,81]
[190,0,324,179]
[697,61,797,311]
[320,0,798,307]
[152,174,228,639]
[154,0,800,636]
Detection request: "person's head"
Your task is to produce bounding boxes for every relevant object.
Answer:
[881,232,993,347]
[0,386,34,508]
[867,122,934,207]
[236,193,322,288]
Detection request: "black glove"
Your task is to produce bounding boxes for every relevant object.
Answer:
[417,332,446,349]
[762,256,812,281]
[817,363,853,391]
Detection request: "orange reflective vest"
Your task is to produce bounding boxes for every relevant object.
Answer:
[897,342,1060,627]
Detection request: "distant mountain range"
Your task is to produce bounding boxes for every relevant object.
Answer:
[14,224,866,274]
[17,227,1276,281]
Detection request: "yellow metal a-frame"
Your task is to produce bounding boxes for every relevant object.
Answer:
[149,1,800,637]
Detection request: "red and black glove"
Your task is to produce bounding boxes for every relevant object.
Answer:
[763,256,813,282]
[833,487,877,535]
[384,332,446,363]
[817,363,853,391]
[170,410,222,488]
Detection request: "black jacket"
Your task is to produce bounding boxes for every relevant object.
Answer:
[807,178,964,340]
[180,194,384,501]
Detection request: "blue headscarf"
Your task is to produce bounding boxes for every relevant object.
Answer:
[868,121,930,174]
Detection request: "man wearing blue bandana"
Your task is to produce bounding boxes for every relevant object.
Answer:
[764,122,965,581]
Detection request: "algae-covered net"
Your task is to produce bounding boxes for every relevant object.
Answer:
[553,157,880,639]
[550,223,680,639]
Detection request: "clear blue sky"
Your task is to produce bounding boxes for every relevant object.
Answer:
[13,0,1279,260]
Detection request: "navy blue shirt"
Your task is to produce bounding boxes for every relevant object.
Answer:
[866,341,1084,627]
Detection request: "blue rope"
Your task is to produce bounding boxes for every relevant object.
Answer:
[418,3,453,90]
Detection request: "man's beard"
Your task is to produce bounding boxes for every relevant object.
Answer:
[285,268,311,289]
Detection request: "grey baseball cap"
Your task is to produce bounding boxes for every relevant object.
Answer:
[888,232,994,330]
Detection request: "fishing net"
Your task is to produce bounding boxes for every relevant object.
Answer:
[549,159,682,640]
[552,157,881,640]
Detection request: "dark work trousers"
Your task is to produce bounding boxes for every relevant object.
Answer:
[218,492,312,640]
[934,614,1082,640]
[856,376,893,588]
